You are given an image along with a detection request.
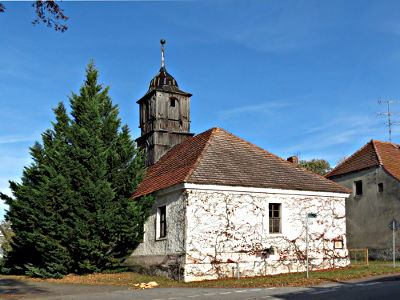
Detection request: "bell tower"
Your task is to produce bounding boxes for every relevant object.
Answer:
[136,40,194,166]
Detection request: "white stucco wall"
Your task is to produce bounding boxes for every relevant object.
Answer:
[183,185,349,282]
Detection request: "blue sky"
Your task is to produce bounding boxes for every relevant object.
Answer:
[1,0,400,219]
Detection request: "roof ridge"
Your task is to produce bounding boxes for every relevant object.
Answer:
[371,139,400,146]
[373,140,400,182]
[325,140,377,178]
[183,127,218,182]
[215,128,351,193]
[371,140,383,165]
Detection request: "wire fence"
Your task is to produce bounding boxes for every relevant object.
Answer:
[349,249,369,266]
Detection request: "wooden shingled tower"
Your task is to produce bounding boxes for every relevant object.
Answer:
[136,40,194,166]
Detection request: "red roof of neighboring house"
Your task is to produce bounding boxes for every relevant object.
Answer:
[134,127,350,197]
[325,140,400,181]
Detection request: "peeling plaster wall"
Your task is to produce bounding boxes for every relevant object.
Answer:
[126,189,186,279]
[126,185,349,282]
[184,188,348,282]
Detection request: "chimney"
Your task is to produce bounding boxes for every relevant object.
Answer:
[287,156,298,165]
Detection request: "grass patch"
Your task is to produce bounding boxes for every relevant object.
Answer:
[2,264,400,288]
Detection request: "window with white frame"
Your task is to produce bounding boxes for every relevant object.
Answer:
[156,206,167,239]
[269,203,281,234]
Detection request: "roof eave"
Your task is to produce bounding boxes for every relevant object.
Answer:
[137,88,192,103]
[326,165,379,179]
[133,182,351,199]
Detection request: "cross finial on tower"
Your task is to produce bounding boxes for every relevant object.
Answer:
[160,39,166,68]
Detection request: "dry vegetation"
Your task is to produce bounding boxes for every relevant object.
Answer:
[2,263,400,289]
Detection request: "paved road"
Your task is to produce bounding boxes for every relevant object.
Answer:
[0,278,126,299]
[1,273,400,300]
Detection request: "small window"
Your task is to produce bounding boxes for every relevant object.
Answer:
[378,183,384,193]
[269,203,281,234]
[334,240,344,249]
[170,98,176,107]
[354,180,363,196]
[157,206,167,239]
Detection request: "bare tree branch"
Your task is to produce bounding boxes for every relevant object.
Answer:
[0,1,68,32]
[32,0,68,32]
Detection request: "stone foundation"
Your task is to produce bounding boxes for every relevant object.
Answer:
[124,254,185,281]
[125,255,349,282]
[127,263,184,281]
[183,258,350,282]
[368,248,400,261]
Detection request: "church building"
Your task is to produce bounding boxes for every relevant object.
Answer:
[125,40,351,282]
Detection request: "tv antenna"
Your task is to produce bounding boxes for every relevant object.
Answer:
[378,99,400,143]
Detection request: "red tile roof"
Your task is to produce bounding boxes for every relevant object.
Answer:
[134,127,350,197]
[325,140,400,181]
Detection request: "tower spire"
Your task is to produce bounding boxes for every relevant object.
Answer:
[136,39,193,166]
[160,39,165,68]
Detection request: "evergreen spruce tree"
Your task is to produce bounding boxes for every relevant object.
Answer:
[0,62,153,278]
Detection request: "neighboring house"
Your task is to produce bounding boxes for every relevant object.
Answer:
[125,41,351,282]
[326,140,400,259]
